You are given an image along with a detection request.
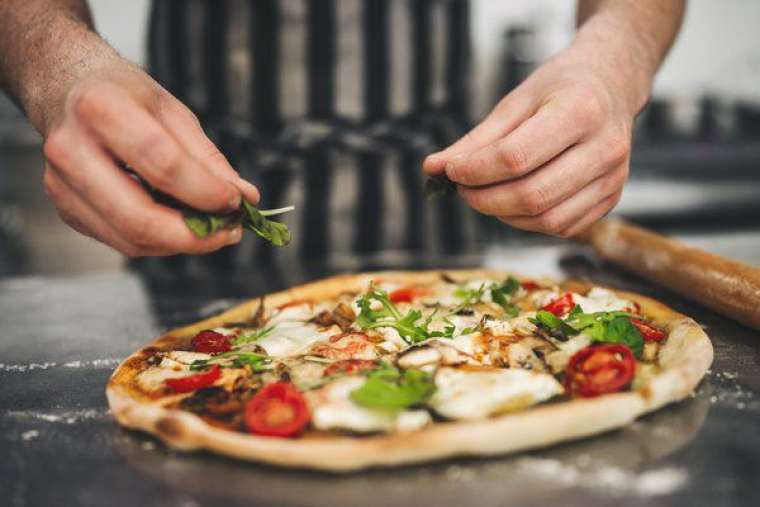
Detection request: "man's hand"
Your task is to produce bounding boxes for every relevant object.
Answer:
[0,1,259,257]
[42,66,259,257]
[424,0,684,238]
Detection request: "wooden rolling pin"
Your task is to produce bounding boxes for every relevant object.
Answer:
[577,218,760,330]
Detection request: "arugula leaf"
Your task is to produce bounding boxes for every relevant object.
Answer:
[182,200,294,247]
[233,326,274,346]
[490,277,521,318]
[454,284,487,307]
[190,351,269,371]
[356,286,466,343]
[241,201,293,247]
[350,364,436,411]
[424,175,457,199]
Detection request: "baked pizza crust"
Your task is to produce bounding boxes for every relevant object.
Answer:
[106,270,713,471]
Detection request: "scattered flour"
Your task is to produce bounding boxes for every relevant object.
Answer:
[518,457,688,497]
[0,362,57,373]
[6,409,107,425]
[21,430,39,441]
[0,358,122,373]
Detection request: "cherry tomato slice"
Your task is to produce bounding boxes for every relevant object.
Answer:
[629,319,666,342]
[389,287,429,303]
[521,281,541,291]
[564,344,635,398]
[323,359,377,377]
[165,365,221,393]
[542,293,575,317]
[245,382,310,438]
[191,330,232,354]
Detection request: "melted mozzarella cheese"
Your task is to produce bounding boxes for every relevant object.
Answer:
[166,351,212,365]
[136,367,192,392]
[544,335,591,373]
[429,367,563,420]
[309,377,431,433]
[256,321,336,358]
[267,303,317,325]
[572,288,632,314]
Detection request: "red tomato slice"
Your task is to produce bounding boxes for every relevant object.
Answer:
[245,382,310,438]
[629,319,666,342]
[165,365,221,393]
[521,281,541,291]
[564,344,635,398]
[389,287,429,303]
[323,359,377,377]
[542,293,575,317]
[191,330,232,354]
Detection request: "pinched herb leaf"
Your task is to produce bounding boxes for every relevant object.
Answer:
[350,363,436,411]
[183,201,294,247]
[233,326,275,346]
[424,175,457,199]
[190,351,269,371]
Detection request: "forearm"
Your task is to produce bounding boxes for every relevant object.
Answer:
[574,0,686,115]
[0,0,120,133]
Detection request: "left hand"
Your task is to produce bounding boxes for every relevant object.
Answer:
[423,45,645,238]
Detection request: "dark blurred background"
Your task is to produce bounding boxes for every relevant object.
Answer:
[0,0,758,278]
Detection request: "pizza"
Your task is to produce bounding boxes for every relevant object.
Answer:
[107,270,712,471]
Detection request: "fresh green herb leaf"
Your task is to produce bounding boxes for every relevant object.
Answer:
[190,351,269,372]
[350,365,436,411]
[241,201,293,246]
[531,305,644,357]
[233,326,275,346]
[530,310,579,341]
[424,175,457,199]
[182,200,294,247]
[356,286,468,343]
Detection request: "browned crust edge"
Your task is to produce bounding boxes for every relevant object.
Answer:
[106,269,713,471]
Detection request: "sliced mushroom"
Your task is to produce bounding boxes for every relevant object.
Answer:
[505,342,546,372]
[398,345,442,369]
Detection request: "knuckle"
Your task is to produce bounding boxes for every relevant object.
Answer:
[518,183,552,216]
[120,244,146,259]
[606,131,632,166]
[115,213,154,247]
[43,129,69,165]
[42,170,58,199]
[499,144,529,175]
[141,135,182,185]
[572,87,606,127]
[535,211,565,235]
[73,83,109,119]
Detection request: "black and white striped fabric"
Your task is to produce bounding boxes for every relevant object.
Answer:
[144,0,487,274]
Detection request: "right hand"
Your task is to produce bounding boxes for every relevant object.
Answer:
[42,64,260,257]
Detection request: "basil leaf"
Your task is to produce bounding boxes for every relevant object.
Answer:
[350,366,436,411]
[592,316,644,358]
[530,310,579,341]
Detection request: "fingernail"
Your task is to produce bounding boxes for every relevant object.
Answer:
[236,178,260,204]
[229,190,242,210]
[226,227,242,245]
[444,162,456,178]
